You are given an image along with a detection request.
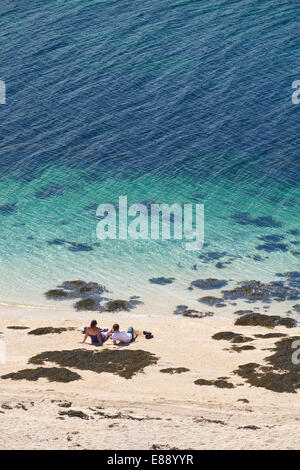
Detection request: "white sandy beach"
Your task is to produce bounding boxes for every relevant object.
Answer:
[0,301,300,450]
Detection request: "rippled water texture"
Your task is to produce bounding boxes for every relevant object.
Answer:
[0,0,300,306]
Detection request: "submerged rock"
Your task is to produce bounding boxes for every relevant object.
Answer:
[35,183,72,199]
[0,202,17,215]
[232,212,282,228]
[222,280,300,302]
[190,278,228,289]
[198,296,225,306]
[45,280,108,312]
[149,277,175,285]
[45,289,69,300]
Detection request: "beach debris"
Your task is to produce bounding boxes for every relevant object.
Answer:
[143,331,154,340]
[1,367,81,383]
[57,401,72,408]
[29,349,159,380]
[234,313,296,328]
[160,367,189,374]
[58,410,89,420]
[237,398,249,403]
[149,277,175,285]
[194,378,235,389]
[238,425,260,430]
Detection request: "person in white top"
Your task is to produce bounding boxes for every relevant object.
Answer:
[111,323,136,345]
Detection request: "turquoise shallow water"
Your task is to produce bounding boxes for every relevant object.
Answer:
[0,0,300,308]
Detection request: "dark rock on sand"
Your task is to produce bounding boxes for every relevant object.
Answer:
[174,305,213,318]
[160,367,189,374]
[28,327,73,336]
[59,410,89,420]
[149,277,175,285]
[234,336,300,393]
[212,331,254,343]
[29,349,158,380]
[293,304,300,312]
[234,310,254,316]
[231,345,256,353]
[235,313,296,329]
[194,378,235,389]
[190,278,228,289]
[74,297,100,311]
[254,333,287,339]
[104,298,142,312]
[7,326,29,330]
[1,367,81,383]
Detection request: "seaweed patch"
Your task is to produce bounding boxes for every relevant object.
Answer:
[1,367,81,383]
[29,349,159,379]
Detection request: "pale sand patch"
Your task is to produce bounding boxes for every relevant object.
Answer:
[0,303,299,449]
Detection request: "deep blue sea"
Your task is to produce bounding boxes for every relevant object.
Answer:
[0,0,300,309]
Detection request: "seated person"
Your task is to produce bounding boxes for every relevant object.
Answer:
[111,323,136,345]
[81,320,109,346]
